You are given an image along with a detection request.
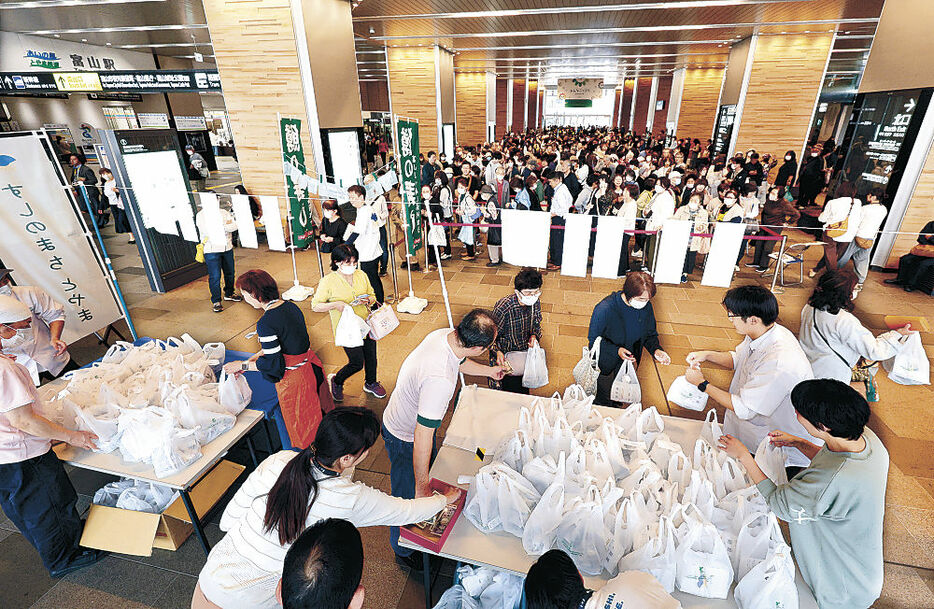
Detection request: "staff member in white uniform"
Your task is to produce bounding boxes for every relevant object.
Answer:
[0,268,77,384]
[0,295,102,577]
[685,285,821,471]
[381,309,505,569]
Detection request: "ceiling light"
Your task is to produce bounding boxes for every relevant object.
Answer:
[53,34,60,38]
[450,39,732,52]
[114,42,212,49]
[106,42,112,46]
[81,38,88,42]
[24,24,208,35]
[0,0,164,8]
[369,26,375,34]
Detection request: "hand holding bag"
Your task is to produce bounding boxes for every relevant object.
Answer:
[754,436,789,486]
[610,359,641,404]
[883,331,930,385]
[334,305,370,348]
[522,343,549,389]
[572,337,601,396]
[366,303,400,340]
[666,375,709,411]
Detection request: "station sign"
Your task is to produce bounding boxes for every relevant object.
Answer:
[0,69,222,94]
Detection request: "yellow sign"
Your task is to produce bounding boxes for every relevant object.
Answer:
[53,72,103,92]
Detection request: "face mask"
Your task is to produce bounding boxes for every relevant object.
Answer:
[1,325,32,349]
[785,156,792,161]
[338,264,356,276]
[0,284,11,297]
[458,188,466,195]
[628,298,648,310]
[769,195,779,201]
[325,212,337,220]
[516,291,539,306]
[435,178,441,185]
[671,177,681,186]
[724,197,736,205]
[688,202,699,211]
[811,153,820,157]
[654,185,663,193]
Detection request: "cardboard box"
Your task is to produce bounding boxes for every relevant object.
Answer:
[399,478,465,553]
[79,460,245,557]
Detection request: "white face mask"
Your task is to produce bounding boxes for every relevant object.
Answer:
[516,291,539,306]
[0,283,11,296]
[458,188,467,195]
[654,185,663,193]
[627,298,648,310]
[724,197,737,206]
[338,264,356,276]
[769,195,779,201]
[785,156,792,161]
[671,177,681,186]
[688,202,699,211]
[2,325,32,349]
[435,178,441,185]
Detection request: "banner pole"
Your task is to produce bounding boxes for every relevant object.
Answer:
[388,211,399,303]
[277,114,315,300]
[78,183,138,340]
[771,234,787,294]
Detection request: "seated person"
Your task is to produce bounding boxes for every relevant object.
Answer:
[277,518,363,609]
[883,219,934,292]
[525,549,681,609]
[718,378,887,609]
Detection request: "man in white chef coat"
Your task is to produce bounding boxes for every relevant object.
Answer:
[0,268,78,385]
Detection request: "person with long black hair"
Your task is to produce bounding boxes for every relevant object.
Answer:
[193,407,459,609]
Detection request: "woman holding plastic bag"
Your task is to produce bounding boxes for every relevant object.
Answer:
[223,270,328,449]
[194,407,461,609]
[490,268,545,394]
[311,243,387,403]
[718,379,888,609]
[587,271,670,406]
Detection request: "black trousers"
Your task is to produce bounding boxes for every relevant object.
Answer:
[752,231,778,269]
[897,253,934,287]
[0,450,83,572]
[360,258,384,304]
[500,374,530,395]
[38,357,80,384]
[549,216,566,265]
[335,336,378,385]
[683,249,698,274]
[618,234,631,276]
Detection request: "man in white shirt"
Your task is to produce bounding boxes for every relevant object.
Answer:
[0,295,102,577]
[381,309,505,569]
[546,170,573,271]
[0,269,78,384]
[345,184,385,303]
[525,549,681,609]
[685,285,820,470]
[837,187,887,296]
[195,204,242,313]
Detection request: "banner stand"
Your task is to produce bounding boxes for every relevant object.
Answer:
[393,114,428,315]
[277,114,316,302]
[77,183,139,341]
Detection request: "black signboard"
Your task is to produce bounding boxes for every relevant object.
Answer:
[0,70,221,94]
[88,92,144,102]
[713,104,736,156]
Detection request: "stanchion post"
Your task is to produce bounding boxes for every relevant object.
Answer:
[313,234,324,279]
[771,234,788,294]
[650,229,661,276]
[387,211,400,303]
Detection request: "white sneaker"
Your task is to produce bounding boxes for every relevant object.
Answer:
[632,249,643,258]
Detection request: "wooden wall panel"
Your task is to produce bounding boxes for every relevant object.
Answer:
[611,88,621,128]
[676,68,724,141]
[633,78,652,134]
[537,88,543,129]
[455,71,486,148]
[527,80,538,130]
[887,140,934,267]
[201,0,315,199]
[495,78,508,138]
[621,80,634,129]
[734,33,832,159]
[652,75,672,135]
[511,79,526,131]
[360,80,389,112]
[387,46,439,155]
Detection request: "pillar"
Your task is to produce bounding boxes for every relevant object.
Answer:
[730,32,833,158]
[495,78,508,137]
[633,78,652,134]
[526,80,538,131]
[455,71,487,148]
[645,77,659,133]
[611,88,622,129]
[510,79,525,132]
[675,68,725,141]
[652,75,672,137]
[622,79,635,130]
[387,45,454,156]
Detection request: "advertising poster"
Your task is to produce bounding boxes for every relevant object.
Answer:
[396,117,423,255]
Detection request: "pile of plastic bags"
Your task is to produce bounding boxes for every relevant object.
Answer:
[463,385,797,607]
[93,478,179,513]
[433,564,523,609]
[44,335,252,478]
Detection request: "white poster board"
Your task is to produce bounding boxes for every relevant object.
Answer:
[122,150,199,241]
[259,196,287,252]
[326,130,362,187]
[230,194,258,249]
[196,192,226,247]
[0,133,123,343]
[653,219,692,284]
[502,209,550,268]
[701,222,747,287]
[591,215,628,279]
[560,214,593,277]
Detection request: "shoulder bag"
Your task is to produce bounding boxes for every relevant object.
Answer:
[825,198,851,239]
[811,308,879,401]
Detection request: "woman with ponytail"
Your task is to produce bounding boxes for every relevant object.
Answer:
[193,407,460,609]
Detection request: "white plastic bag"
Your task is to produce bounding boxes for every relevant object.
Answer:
[334,305,370,348]
[217,370,251,415]
[683,470,716,521]
[152,427,202,478]
[202,342,226,367]
[522,480,565,555]
[572,337,601,396]
[598,419,631,478]
[618,516,678,593]
[883,332,930,385]
[733,512,785,580]
[497,468,541,537]
[666,375,709,411]
[477,571,524,609]
[497,430,535,474]
[700,408,723,447]
[116,481,178,513]
[432,585,479,609]
[667,451,693,490]
[609,359,641,404]
[647,434,681,476]
[522,343,549,389]
[555,486,607,575]
[754,436,789,486]
[634,406,664,447]
[522,451,564,494]
[675,519,734,599]
[93,478,135,507]
[465,466,503,533]
[733,544,798,609]
[117,407,175,463]
[69,399,122,453]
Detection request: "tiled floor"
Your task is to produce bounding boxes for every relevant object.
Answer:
[3,178,933,607]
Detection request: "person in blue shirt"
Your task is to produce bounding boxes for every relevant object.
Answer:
[587,271,670,406]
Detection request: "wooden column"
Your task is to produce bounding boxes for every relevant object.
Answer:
[676,68,725,141]
[633,78,652,134]
[652,75,673,136]
[621,80,635,130]
[511,79,525,132]
[455,71,487,148]
[527,80,538,130]
[495,78,508,138]
[611,88,622,128]
[387,46,439,154]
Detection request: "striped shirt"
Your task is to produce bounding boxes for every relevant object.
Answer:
[198,451,446,609]
[255,301,310,383]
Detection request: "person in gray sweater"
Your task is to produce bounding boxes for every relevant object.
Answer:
[718,378,887,609]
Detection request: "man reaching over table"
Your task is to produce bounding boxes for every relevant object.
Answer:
[0,295,104,577]
[380,309,506,571]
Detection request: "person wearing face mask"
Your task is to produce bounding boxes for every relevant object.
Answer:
[455,177,481,261]
[343,185,384,303]
[318,199,348,258]
[193,407,459,609]
[224,270,326,449]
[0,295,104,578]
[614,184,640,275]
[0,269,79,384]
[311,244,385,402]
[751,186,800,272]
[100,167,133,244]
[490,269,544,395]
[642,176,675,272]
[362,174,390,277]
[679,174,697,207]
[674,193,710,282]
[587,272,670,407]
[421,184,446,268]
[797,146,826,208]
[480,184,504,267]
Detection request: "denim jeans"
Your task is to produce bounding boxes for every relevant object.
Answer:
[204,249,235,303]
[0,450,82,572]
[837,240,871,283]
[382,425,435,557]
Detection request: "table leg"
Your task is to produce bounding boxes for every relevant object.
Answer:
[262,416,276,453]
[180,489,211,556]
[246,433,258,468]
[423,552,432,608]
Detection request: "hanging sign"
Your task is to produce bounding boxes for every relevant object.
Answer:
[0,133,123,343]
[279,117,313,248]
[557,78,604,100]
[396,117,423,255]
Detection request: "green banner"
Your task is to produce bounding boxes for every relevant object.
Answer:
[279,117,313,248]
[396,117,423,255]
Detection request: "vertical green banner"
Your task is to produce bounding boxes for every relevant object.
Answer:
[279,117,313,248]
[396,117,423,254]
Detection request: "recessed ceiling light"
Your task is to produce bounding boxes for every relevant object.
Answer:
[53,34,60,38]
[106,42,112,46]
[369,26,375,34]
[81,38,88,42]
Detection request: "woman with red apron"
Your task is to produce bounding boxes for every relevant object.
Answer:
[224,270,331,448]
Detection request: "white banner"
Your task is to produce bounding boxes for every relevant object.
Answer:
[502,209,550,268]
[230,194,258,249]
[259,196,287,252]
[591,216,628,279]
[557,78,604,100]
[653,219,693,285]
[701,222,747,288]
[560,214,593,277]
[122,149,199,242]
[0,133,123,343]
